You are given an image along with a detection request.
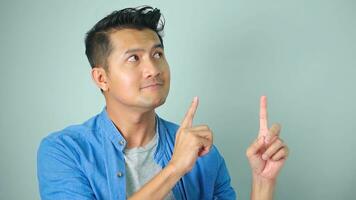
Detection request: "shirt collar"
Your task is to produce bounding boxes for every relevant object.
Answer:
[97,106,167,153]
[98,106,127,152]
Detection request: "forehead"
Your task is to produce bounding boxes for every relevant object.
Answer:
[109,28,161,52]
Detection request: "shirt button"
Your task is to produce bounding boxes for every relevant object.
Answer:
[119,140,125,145]
[117,172,123,177]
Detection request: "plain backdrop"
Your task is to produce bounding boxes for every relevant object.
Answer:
[0,0,355,199]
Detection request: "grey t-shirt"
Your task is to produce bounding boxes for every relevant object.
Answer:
[124,132,175,199]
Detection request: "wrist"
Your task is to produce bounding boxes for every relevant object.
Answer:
[251,174,276,200]
[252,173,277,186]
[166,162,185,179]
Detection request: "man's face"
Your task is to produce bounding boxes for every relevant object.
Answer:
[104,28,170,111]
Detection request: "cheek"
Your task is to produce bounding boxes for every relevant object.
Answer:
[163,68,171,93]
[163,65,171,81]
[111,71,140,91]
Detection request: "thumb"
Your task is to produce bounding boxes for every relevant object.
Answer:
[246,137,265,158]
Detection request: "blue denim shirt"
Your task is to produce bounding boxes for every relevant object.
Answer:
[37,107,237,200]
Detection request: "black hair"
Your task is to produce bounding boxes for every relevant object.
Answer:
[85,6,165,72]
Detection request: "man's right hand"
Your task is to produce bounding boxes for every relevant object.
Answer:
[168,97,213,176]
[129,97,214,200]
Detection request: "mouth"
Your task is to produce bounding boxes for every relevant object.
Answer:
[140,82,164,90]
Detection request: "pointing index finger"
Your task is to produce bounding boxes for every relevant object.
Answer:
[259,96,268,137]
[181,96,199,128]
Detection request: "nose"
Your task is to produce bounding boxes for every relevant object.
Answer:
[143,58,161,78]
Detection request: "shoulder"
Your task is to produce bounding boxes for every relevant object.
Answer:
[38,113,102,155]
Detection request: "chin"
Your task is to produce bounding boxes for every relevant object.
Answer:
[140,95,167,110]
[151,96,167,108]
[155,97,167,107]
[138,88,169,109]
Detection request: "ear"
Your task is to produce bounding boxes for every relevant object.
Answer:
[91,67,109,91]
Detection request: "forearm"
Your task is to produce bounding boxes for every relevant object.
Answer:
[128,164,182,200]
[250,175,276,200]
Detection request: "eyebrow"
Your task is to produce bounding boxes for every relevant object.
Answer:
[124,44,164,55]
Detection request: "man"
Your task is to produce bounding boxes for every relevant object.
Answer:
[37,6,289,200]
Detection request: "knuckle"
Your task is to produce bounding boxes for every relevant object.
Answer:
[283,148,288,154]
[192,135,199,143]
[271,138,282,147]
[208,130,213,137]
[246,149,251,157]
[264,150,271,157]
[279,148,287,156]
[246,146,253,157]
[269,130,276,136]
[182,127,189,133]
[188,132,195,139]
[276,139,283,146]
[186,129,194,135]
[201,124,209,130]
[273,123,281,129]
[271,123,281,133]
[284,146,289,154]
[265,148,272,156]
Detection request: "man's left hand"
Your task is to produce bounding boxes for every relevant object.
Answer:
[246,96,289,181]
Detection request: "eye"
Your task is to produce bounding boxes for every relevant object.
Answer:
[128,55,139,62]
[153,52,163,59]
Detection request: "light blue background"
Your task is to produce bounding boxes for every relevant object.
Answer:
[1,0,355,199]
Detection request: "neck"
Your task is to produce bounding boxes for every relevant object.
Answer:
[106,102,156,149]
